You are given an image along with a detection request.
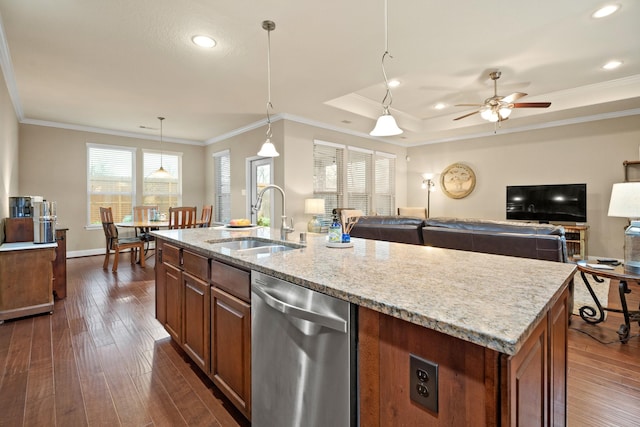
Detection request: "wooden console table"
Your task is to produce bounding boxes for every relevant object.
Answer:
[564,225,588,261]
[576,261,640,343]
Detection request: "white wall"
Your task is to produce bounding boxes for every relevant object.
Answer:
[406,115,640,260]
[0,65,19,243]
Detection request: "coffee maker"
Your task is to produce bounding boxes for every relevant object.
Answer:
[32,200,57,244]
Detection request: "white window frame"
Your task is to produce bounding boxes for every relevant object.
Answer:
[313,140,345,220]
[86,143,136,228]
[142,148,183,213]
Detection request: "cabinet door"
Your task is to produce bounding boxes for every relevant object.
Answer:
[164,263,182,342]
[155,240,166,324]
[502,316,548,426]
[211,287,251,419]
[183,272,210,372]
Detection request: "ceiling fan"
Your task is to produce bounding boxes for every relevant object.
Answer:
[453,71,551,123]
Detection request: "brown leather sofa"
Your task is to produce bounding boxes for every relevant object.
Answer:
[422,217,568,263]
[348,214,568,263]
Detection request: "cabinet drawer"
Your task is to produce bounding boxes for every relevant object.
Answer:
[163,243,181,267]
[183,250,209,281]
[211,260,250,302]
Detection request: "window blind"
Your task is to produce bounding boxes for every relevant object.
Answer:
[87,144,136,224]
[347,147,373,215]
[313,141,344,219]
[374,152,396,215]
[214,151,231,223]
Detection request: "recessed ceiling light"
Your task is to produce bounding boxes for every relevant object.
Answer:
[592,4,620,18]
[192,35,216,48]
[388,79,401,88]
[434,103,446,110]
[602,60,623,70]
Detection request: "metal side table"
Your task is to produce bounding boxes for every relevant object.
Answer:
[576,261,640,343]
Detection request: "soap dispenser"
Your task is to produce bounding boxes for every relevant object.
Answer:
[329,213,342,243]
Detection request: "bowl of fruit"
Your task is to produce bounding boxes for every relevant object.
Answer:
[226,218,255,228]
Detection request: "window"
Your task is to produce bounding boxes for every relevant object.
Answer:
[87,144,136,225]
[313,140,396,217]
[213,150,231,224]
[313,141,344,219]
[142,150,182,214]
[374,152,396,215]
[347,147,373,215]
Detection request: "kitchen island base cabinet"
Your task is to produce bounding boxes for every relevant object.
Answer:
[359,285,569,426]
[210,259,251,421]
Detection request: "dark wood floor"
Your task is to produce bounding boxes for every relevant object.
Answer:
[1,255,639,426]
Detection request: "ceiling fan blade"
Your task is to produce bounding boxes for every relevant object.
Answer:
[454,103,484,107]
[501,92,527,103]
[512,102,551,108]
[453,110,480,121]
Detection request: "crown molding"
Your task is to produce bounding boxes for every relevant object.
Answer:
[20,118,202,145]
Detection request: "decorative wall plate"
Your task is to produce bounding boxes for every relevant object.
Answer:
[440,163,476,199]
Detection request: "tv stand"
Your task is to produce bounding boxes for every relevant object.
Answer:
[563,224,588,261]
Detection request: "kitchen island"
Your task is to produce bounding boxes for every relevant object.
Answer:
[152,226,575,426]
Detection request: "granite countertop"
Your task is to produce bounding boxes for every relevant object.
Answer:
[152,226,576,355]
[0,241,58,251]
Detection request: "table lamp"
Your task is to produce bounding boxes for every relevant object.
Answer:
[608,182,640,274]
[305,198,325,233]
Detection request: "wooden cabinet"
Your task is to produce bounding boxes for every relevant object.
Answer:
[564,225,588,261]
[0,245,55,323]
[155,239,250,420]
[53,228,68,299]
[359,285,570,426]
[182,251,210,373]
[210,260,251,420]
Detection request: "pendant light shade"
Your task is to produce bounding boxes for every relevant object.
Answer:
[370,0,403,137]
[370,107,403,136]
[148,117,174,179]
[258,20,280,157]
[257,138,279,157]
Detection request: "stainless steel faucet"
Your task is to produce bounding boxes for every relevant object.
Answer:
[252,184,294,240]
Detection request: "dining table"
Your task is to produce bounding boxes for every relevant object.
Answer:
[115,219,208,256]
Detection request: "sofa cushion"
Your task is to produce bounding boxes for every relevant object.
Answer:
[350,216,425,245]
[424,217,564,236]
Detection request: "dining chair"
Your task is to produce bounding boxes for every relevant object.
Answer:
[99,207,146,272]
[133,204,158,236]
[200,205,213,228]
[168,206,197,229]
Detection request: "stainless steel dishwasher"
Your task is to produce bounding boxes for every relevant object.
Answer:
[251,271,357,427]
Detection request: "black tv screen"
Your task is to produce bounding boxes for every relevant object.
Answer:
[506,183,587,223]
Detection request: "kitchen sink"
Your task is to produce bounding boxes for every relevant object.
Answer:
[208,237,303,255]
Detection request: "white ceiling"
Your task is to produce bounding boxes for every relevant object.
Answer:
[1,0,639,147]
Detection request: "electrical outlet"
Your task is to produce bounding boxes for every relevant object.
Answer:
[409,353,438,413]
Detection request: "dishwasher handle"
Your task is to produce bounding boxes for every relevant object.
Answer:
[252,283,347,333]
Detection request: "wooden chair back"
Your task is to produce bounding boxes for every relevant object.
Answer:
[134,205,158,222]
[99,207,145,272]
[168,206,197,229]
[200,205,213,227]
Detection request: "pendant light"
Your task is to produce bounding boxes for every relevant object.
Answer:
[148,116,173,179]
[370,0,403,137]
[257,20,280,157]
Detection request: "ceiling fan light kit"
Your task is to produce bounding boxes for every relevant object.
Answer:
[454,70,551,126]
[370,0,403,137]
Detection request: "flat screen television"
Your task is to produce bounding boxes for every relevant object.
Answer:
[506,183,587,223]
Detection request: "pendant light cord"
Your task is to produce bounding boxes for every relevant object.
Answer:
[264,21,275,140]
[380,0,393,111]
[158,116,165,169]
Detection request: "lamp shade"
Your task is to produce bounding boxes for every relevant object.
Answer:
[304,198,325,215]
[608,182,640,218]
[258,139,280,157]
[370,113,403,136]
